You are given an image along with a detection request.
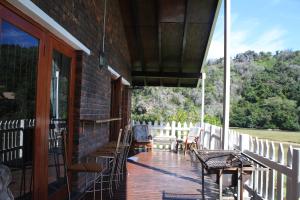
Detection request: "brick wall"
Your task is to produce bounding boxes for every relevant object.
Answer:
[31,0,131,191]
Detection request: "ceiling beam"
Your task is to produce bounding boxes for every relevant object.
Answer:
[131,0,145,71]
[132,71,202,79]
[178,0,190,88]
[156,0,163,86]
[156,0,162,72]
[180,0,190,73]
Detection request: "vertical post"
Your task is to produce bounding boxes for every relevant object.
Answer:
[222,0,231,150]
[277,143,284,200]
[219,171,223,200]
[55,70,60,119]
[171,121,176,138]
[201,73,206,128]
[239,134,249,152]
[291,148,300,199]
[239,134,249,198]
[286,146,293,200]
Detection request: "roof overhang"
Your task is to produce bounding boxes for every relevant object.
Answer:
[120,0,222,87]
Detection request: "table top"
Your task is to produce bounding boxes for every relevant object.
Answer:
[193,149,252,170]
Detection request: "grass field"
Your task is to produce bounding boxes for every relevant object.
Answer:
[231,128,300,145]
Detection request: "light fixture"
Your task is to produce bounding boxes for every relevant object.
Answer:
[99,51,107,68]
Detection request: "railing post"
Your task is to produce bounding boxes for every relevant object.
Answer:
[286,146,293,200]
[171,121,176,138]
[268,142,275,200]
[239,134,249,152]
[20,119,24,158]
[159,121,164,137]
[291,148,300,199]
[277,143,284,200]
[238,134,250,198]
[177,122,182,140]
[209,125,215,150]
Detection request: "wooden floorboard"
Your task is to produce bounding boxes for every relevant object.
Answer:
[81,150,219,200]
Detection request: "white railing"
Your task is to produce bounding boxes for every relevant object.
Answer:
[229,131,300,200]
[0,119,35,163]
[133,121,300,200]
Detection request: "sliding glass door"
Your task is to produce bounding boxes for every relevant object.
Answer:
[48,47,74,198]
[0,3,76,200]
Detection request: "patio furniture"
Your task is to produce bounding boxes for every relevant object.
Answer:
[176,127,201,154]
[88,125,132,195]
[63,129,120,200]
[132,125,152,150]
[192,149,259,200]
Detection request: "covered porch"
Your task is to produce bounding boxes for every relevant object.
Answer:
[1,0,300,199]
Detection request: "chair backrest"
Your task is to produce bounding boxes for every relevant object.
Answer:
[132,125,150,142]
[188,127,201,138]
[115,129,123,153]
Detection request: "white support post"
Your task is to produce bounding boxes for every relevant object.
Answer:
[222,0,231,150]
[291,148,300,199]
[200,73,206,128]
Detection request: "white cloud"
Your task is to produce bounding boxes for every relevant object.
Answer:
[207,27,286,59]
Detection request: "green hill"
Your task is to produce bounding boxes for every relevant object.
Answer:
[132,50,300,131]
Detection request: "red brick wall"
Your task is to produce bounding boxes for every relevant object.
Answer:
[31,0,131,191]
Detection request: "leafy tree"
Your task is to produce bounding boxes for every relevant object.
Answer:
[132,50,300,131]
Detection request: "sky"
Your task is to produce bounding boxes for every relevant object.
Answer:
[207,0,300,59]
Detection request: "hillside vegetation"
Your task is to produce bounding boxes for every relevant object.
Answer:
[132,50,300,131]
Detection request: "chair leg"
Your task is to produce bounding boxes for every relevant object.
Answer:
[100,173,103,200]
[184,143,187,155]
[66,171,71,200]
[93,173,97,200]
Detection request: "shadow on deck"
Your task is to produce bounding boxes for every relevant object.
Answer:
[82,150,219,200]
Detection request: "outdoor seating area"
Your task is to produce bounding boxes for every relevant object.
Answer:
[66,125,133,200]
[82,149,219,200]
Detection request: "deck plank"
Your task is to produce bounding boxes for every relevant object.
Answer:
[82,150,219,200]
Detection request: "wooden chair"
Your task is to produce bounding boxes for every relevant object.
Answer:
[183,127,201,155]
[132,124,152,150]
[176,127,201,154]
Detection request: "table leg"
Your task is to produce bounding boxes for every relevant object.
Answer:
[237,168,242,200]
[219,170,223,200]
[202,165,205,200]
[240,168,243,200]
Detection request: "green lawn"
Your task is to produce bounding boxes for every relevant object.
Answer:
[231,128,300,145]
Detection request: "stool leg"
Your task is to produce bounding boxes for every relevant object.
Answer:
[101,173,103,200]
[93,173,97,200]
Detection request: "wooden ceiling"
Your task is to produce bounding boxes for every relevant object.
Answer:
[119,0,221,87]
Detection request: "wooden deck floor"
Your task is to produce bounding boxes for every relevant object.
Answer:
[82,150,219,200]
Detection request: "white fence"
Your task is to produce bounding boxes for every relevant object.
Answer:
[133,121,300,200]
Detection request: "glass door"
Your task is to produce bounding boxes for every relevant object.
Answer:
[0,8,45,200]
[0,4,76,200]
[47,38,75,199]
[48,49,70,194]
